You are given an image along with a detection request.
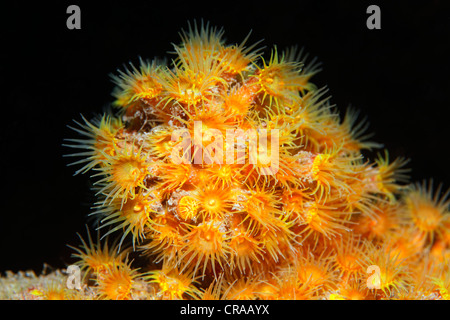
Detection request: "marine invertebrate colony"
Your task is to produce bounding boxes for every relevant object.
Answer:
[60,21,449,300]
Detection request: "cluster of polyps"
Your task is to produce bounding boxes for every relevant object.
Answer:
[64,21,449,300]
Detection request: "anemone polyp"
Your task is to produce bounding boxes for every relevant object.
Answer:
[96,262,140,300]
[177,195,200,221]
[92,140,153,207]
[93,191,154,249]
[179,220,231,278]
[64,114,124,175]
[111,58,164,108]
[147,264,200,300]
[404,180,450,240]
[193,184,234,219]
[255,47,308,107]
[68,227,130,280]
[228,230,264,274]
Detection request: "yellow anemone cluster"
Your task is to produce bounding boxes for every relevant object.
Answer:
[62,22,449,300]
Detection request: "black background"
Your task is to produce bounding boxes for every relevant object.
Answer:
[1,0,449,274]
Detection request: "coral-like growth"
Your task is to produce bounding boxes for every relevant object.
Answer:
[58,21,450,300]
